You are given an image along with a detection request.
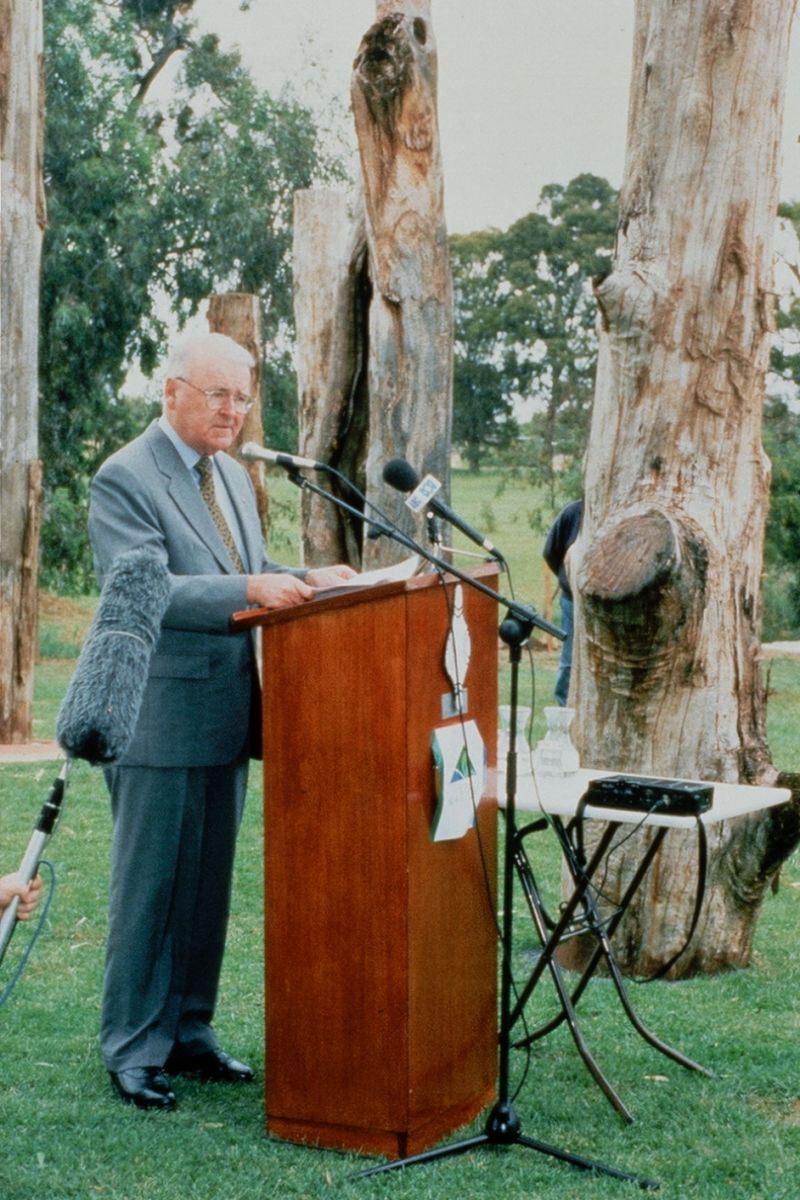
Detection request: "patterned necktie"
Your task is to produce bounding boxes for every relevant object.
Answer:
[196,455,245,574]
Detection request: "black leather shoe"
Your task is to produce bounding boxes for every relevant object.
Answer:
[109,1067,176,1110]
[164,1047,254,1083]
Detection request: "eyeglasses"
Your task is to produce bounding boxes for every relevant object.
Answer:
[175,376,254,415]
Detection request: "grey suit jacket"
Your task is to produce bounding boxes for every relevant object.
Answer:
[89,420,300,768]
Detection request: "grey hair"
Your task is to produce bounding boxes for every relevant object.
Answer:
[165,332,255,378]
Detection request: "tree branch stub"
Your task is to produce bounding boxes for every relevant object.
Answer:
[350,3,453,566]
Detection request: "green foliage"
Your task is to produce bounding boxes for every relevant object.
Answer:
[449,228,518,471]
[41,1,170,589]
[762,397,800,634]
[773,200,800,394]
[499,175,618,506]
[450,174,617,504]
[762,204,800,636]
[452,355,517,470]
[158,33,340,320]
[40,0,347,590]
[262,353,299,451]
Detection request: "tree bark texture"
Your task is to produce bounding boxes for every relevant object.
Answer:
[293,189,369,567]
[0,0,45,742]
[567,0,799,976]
[351,1,453,566]
[206,293,267,527]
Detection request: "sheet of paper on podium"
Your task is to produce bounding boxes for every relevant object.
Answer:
[431,720,487,841]
[310,554,422,599]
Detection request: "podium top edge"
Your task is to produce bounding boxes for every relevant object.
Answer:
[230,560,502,631]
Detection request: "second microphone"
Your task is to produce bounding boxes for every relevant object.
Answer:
[383,458,505,563]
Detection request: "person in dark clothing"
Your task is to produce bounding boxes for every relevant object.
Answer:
[543,499,583,706]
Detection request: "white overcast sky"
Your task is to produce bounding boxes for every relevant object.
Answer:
[191,0,800,234]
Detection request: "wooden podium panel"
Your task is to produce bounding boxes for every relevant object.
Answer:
[251,567,498,1158]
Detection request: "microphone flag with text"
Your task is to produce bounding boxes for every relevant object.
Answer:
[382,458,505,561]
[56,548,171,765]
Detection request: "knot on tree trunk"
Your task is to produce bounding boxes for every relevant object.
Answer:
[353,14,433,152]
[592,263,665,338]
[577,509,708,698]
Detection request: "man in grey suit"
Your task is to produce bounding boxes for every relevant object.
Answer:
[89,331,354,1110]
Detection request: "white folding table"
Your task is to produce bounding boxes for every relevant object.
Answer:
[500,766,791,1121]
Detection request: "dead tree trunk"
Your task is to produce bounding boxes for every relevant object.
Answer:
[567,0,799,977]
[0,0,45,742]
[351,0,453,566]
[293,189,368,567]
[207,293,267,528]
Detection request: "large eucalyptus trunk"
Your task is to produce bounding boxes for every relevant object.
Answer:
[0,0,45,742]
[567,0,799,977]
[351,0,453,566]
[293,189,368,567]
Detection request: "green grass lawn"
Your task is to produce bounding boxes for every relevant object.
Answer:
[1,466,797,1200]
[1,747,798,1200]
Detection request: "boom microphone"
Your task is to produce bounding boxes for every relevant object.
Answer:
[239,442,331,472]
[1,550,169,972]
[56,549,171,765]
[383,458,505,561]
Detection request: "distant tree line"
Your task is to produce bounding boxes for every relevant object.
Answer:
[763,200,800,636]
[450,173,617,506]
[450,184,800,637]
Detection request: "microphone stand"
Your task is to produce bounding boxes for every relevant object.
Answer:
[279,465,559,639]
[277,465,658,1189]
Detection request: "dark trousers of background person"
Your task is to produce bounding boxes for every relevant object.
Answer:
[554,592,574,707]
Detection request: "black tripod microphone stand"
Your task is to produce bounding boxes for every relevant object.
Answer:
[274,464,659,1190]
[355,608,658,1191]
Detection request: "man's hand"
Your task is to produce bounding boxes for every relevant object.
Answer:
[246,565,357,610]
[246,574,314,610]
[304,564,358,590]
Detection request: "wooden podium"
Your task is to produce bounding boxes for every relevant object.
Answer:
[235,565,499,1159]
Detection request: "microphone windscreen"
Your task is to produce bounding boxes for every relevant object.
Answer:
[56,549,171,765]
[383,458,420,493]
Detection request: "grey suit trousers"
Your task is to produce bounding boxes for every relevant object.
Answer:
[100,758,248,1071]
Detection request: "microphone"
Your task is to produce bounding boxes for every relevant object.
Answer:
[239,442,330,472]
[56,549,171,765]
[383,458,504,561]
[0,551,169,968]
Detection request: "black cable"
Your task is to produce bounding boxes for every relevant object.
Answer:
[641,817,708,983]
[569,797,709,982]
[435,572,537,1102]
